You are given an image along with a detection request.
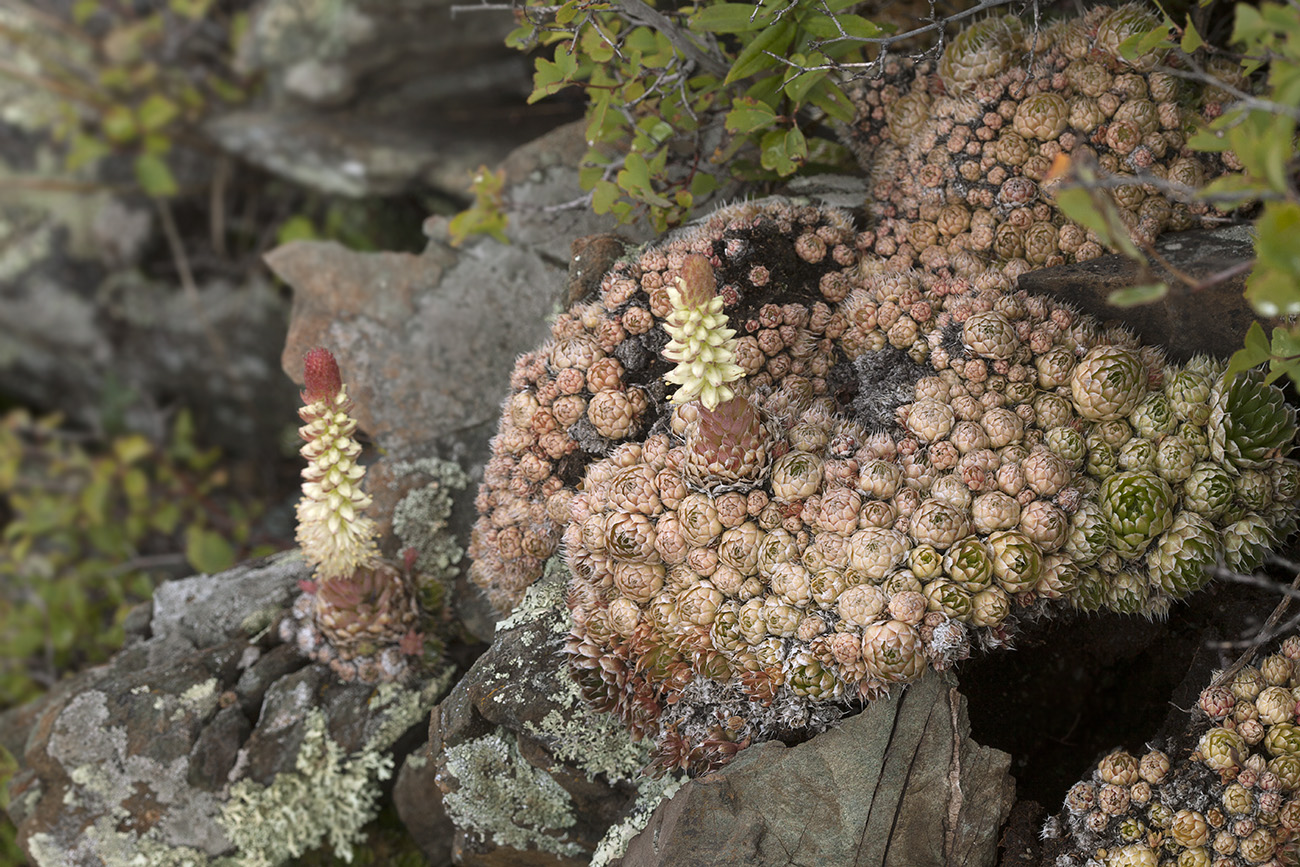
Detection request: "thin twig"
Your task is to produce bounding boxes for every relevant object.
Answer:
[1209,569,1300,686]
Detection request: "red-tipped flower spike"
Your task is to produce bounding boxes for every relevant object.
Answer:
[302,347,343,404]
[295,348,380,581]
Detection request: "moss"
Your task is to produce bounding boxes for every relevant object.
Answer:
[440,731,582,858]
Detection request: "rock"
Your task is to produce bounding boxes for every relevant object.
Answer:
[216,0,562,197]
[618,670,1014,867]
[4,553,449,867]
[1017,225,1265,362]
[270,237,557,464]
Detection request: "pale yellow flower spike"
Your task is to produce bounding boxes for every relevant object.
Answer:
[295,348,380,582]
[662,254,745,410]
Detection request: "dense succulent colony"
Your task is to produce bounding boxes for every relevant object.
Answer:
[467,190,1298,773]
[281,348,430,683]
[1051,635,1300,867]
[847,4,1236,273]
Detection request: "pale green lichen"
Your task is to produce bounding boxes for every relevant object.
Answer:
[390,457,469,584]
[591,775,684,867]
[217,672,449,866]
[495,556,568,634]
[440,730,582,857]
[219,709,392,867]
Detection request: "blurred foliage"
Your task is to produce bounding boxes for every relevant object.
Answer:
[0,0,253,197]
[490,0,875,232]
[0,408,274,711]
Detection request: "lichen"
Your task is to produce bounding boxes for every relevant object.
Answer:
[494,556,568,634]
[218,709,393,867]
[591,775,684,867]
[390,456,469,583]
[440,730,582,857]
[26,690,229,866]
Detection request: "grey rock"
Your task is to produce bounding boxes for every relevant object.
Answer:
[397,573,649,865]
[1017,225,1264,362]
[217,0,554,197]
[619,672,1016,867]
[4,553,448,866]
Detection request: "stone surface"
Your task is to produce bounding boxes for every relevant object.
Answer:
[1017,225,1264,362]
[3,553,448,866]
[618,671,1015,867]
[216,0,562,197]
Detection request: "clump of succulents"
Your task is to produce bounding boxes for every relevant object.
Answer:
[280,348,437,683]
[468,189,1298,773]
[847,4,1235,274]
[1049,634,1300,867]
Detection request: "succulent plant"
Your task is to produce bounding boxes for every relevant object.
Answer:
[847,3,1234,272]
[464,11,1296,775]
[1050,635,1300,867]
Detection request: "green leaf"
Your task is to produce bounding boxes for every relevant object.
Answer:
[692,3,768,33]
[276,215,319,245]
[1199,173,1270,205]
[1255,202,1300,277]
[169,0,214,19]
[1056,186,1143,262]
[65,132,111,172]
[1107,283,1168,307]
[760,126,806,176]
[1232,4,1269,46]
[725,18,794,86]
[1181,16,1204,52]
[137,93,179,133]
[725,97,778,134]
[800,12,881,39]
[529,46,579,103]
[102,105,138,144]
[783,54,828,104]
[1245,267,1300,318]
[72,0,99,24]
[134,154,178,197]
[806,79,856,123]
[185,526,235,575]
[1225,321,1273,382]
[592,179,620,214]
[1118,23,1171,62]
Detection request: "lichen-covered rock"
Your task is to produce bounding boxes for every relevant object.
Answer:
[4,554,450,867]
[418,562,678,866]
[467,195,1298,775]
[1047,633,1300,867]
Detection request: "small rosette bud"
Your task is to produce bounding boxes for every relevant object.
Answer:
[663,254,745,409]
[683,396,772,490]
[313,561,420,659]
[1209,369,1297,471]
